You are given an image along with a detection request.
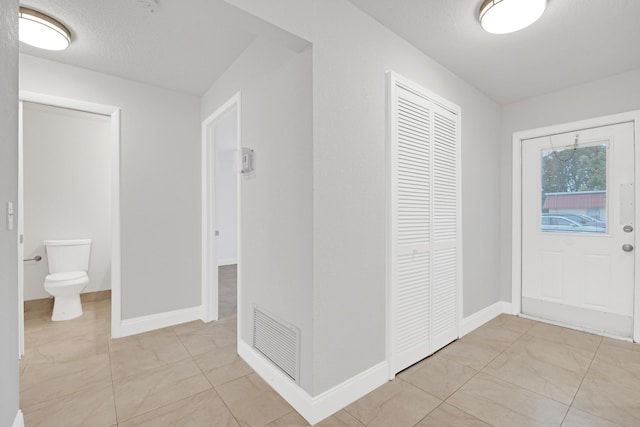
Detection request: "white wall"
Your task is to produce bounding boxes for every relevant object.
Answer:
[225,0,312,43]
[223,0,503,396]
[215,108,238,265]
[23,103,111,300]
[0,0,19,424]
[500,67,640,302]
[310,0,501,394]
[202,38,314,394]
[201,39,298,119]
[20,54,201,319]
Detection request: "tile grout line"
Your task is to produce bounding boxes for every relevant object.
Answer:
[140,289,242,423]
[403,319,536,412]
[187,320,246,427]
[109,360,214,424]
[21,304,116,418]
[466,321,535,379]
[108,316,206,424]
[107,328,122,425]
[398,322,518,426]
[23,297,250,426]
[559,335,604,426]
[437,321,537,424]
[469,320,613,425]
[412,400,445,427]
[480,321,607,412]
[412,399,492,427]
[117,388,221,425]
[479,320,538,367]
[471,322,586,409]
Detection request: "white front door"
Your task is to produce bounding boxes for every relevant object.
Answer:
[521,122,635,338]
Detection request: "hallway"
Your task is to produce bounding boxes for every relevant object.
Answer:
[20,294,640,426]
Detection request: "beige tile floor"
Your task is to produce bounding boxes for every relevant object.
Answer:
[21,289,640,426]
[219,264,238,320]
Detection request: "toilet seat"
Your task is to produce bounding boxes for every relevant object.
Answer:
[45,271,89,287]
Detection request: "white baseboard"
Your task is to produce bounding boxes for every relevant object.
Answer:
[310,359,388,424]
[236,302,515,424]
[218,258,237,266]
[460,301,513,337]
[501,301,514,316]
[238,340,388,425]
[12,410,24,427]
[118,305,202,338]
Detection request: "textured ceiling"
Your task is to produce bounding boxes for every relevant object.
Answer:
[348,0,640,104]
[20,1,640,103]
[19,0,256,95]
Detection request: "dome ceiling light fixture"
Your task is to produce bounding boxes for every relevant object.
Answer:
[19,7,71,50]
[479,0,547,35]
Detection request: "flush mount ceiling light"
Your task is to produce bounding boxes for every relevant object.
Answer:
[19,7,71,50]
[479,0,547,34]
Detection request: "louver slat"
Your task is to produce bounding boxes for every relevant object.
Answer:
[433,109,458,243]
[432,248,457,336]
[394,87,431,367]
[397,95,430,247]
[431,105,459,350]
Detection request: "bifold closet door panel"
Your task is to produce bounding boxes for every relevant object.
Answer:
[430,104,459,352]
[389,75,460,375]
[390,86,432,373]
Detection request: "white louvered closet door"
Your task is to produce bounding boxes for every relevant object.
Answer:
[389,74,460,375]
[390,87,432,372]
[430,104,459,352]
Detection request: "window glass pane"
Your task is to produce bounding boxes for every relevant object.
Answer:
[540,144,607,233]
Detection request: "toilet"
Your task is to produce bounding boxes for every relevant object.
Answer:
[44,239,92,321]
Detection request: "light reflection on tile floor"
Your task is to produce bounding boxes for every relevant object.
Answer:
[20,275,640,426]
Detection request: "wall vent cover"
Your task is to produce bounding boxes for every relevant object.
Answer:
[253,306,300,384]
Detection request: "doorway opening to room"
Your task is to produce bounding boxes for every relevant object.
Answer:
[512,111,640,343]
[18,94,122,359]
[202,93,241,325]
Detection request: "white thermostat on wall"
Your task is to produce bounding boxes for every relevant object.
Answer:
[241,147,255,175]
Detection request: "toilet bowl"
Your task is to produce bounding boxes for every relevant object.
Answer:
[44,239,91,321]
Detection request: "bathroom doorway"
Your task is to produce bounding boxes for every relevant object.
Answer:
[201,93,241,324]
[18,93,122,356]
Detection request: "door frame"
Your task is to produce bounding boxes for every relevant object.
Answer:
[18,101,24,357]
[201,92,241,324]
[511,110,640,343]
[18,91,123,341]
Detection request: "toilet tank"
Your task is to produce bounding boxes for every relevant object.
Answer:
[44,239,92,274]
